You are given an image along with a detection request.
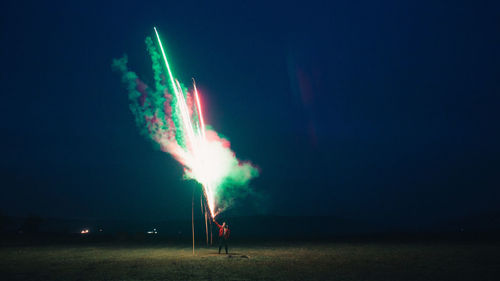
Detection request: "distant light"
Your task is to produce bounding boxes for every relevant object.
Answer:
[147,228,158,234]
[81,229,89,234]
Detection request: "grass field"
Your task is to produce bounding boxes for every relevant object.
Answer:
[1,241,499,280]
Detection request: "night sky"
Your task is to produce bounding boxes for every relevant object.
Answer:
[1,0,499,228]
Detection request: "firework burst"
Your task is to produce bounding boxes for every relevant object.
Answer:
[113,28,258,218]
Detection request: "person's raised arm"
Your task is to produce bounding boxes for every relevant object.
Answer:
[213,220,221,228]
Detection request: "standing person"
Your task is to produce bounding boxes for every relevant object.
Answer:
[214,220,230,254]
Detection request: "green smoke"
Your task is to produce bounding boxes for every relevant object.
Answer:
[113,32,260,216]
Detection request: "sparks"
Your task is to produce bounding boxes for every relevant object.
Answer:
[113,27,259,219]
[154,27,220,218]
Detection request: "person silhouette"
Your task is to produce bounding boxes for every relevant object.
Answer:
[214,220,230,254]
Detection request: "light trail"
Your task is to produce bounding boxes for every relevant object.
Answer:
[154,27,216,218]
[116,27,258,220]
[193,79,206,140]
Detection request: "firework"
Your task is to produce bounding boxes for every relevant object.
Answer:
[113,28,258,218]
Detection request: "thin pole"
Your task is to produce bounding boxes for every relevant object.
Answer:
[205,206,209,245]
[200,193,204,245]
[192,186,195,256]
[200,192,209,246]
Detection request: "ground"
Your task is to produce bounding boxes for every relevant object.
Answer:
[1,241,499,280]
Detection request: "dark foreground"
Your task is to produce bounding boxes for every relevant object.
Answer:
[1,241,499,281]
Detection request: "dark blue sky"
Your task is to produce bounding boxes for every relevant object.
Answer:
[1,0,499,227]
